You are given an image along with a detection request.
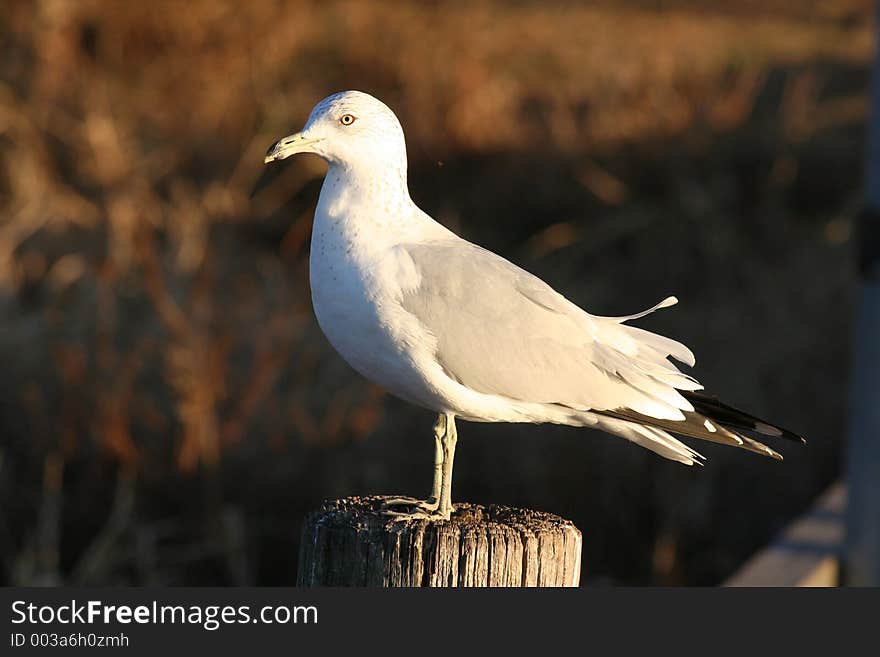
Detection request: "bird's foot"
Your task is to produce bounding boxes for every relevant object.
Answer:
[380,496,451,522]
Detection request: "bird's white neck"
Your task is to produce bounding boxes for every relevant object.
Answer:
[317,161,414,228]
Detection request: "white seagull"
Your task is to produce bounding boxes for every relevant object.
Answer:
[264,90,804,520]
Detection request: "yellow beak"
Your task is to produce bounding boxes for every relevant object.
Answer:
[264,132,324,163]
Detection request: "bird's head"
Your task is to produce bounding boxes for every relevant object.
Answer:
[264,91,407,173]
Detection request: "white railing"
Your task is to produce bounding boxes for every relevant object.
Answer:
[723,482,844,587]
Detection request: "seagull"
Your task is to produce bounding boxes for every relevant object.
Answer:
[264,90,805,521]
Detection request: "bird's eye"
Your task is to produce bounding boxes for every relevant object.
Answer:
[340,114,356,126]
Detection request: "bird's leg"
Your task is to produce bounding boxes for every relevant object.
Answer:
[381,413,446,518]
[437,413,457,519]
[429,413,445,504]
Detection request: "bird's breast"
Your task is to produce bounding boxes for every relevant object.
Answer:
[308,210,437,406]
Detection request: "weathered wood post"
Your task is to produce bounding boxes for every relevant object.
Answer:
[297,496,582,587]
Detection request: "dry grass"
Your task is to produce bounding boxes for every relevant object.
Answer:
[0,0,872,585]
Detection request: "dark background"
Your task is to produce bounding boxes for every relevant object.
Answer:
[0,0,870,585]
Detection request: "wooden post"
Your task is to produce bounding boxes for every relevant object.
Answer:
[297,496,582,587]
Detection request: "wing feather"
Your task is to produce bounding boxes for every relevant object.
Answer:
[399,238,799,461]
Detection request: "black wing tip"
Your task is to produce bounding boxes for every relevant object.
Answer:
[682,391,807,445]
[780,432,808,445]
[788,432,808,445]
[755,422,807,445]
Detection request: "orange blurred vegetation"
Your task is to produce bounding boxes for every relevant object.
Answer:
[0,0,872,585]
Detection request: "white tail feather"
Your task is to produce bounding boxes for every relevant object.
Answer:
[596,415,704,466]
[606,296,678,322]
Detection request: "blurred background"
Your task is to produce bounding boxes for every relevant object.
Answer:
[0,0,870,585]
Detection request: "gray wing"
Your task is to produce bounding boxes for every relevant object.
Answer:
[399,238,795,462]
[399,240,700,421]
